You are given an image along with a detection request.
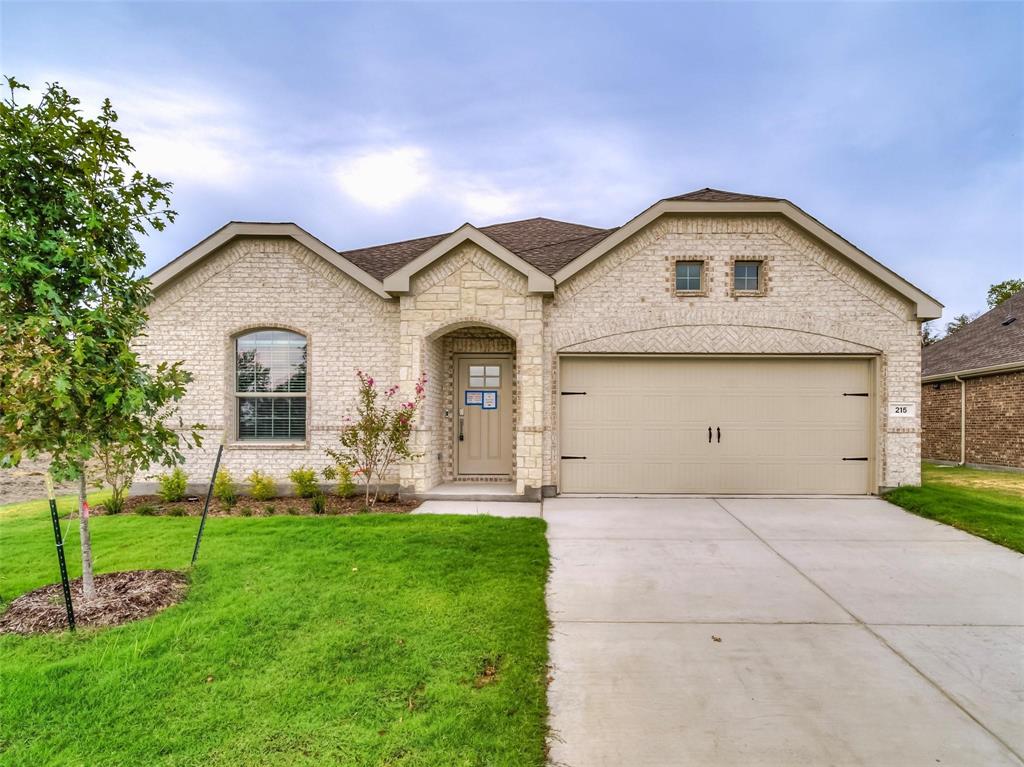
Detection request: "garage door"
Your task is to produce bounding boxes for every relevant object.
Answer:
[559,357,873,494]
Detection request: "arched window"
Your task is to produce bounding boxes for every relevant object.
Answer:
[235,329,307,441]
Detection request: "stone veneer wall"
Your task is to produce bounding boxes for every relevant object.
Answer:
[142,213,926,496]
[138,236,398,489]
[544,214,923,492]
[922,371,1024,468]
[399,243,544,496]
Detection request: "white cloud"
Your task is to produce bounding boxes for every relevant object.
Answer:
[22,72,257,189]
[334,146,431,210]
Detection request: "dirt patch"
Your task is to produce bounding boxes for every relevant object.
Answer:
[0,570,188,635]
[474,656,502,688]
[925,464,1024,497]
[107,493,420,517]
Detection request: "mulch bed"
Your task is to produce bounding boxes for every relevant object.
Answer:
[98,494,420,517]
[0,570,188,635]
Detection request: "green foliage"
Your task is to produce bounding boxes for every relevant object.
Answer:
[944,312,979,337]
[135,504,156,516]
[156,467,187,503]
[326,371,426,507]
[286,506,300,515]
[323,462,356,497]
[213,469,237,507]
[239,506,254,517]
[0,498,550,765]
[246,470,277,501]
[265,504,276,515]
[310,493,327,515]
[987,278,1024,308]
[921,320,940,347]
[166,506,186,517]
[288,466,319,498]
[0,78,203,479]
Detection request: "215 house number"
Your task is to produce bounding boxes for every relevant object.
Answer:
[889,403,915,417]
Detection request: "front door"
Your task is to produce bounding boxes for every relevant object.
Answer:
[456,357,513,475]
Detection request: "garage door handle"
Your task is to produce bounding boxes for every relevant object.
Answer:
[717,427,721,443]
[708,427,712,443]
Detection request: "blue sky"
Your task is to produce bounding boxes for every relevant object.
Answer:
[3,1,1022,323]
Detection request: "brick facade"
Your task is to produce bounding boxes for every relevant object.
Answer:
[141,212,925,495]
[922,371,1024,468]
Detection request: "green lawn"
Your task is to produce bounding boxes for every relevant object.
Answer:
[0,496,550,766]
[885,463,1024,553]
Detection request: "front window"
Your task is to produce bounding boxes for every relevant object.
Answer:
[734,261,761,292]
[675,261,703,292]
[235,329,307,441]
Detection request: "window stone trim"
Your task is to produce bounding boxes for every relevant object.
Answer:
[671,256,710,298]
[729,255,770,298]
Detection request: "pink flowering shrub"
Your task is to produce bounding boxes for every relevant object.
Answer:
[325,371,426,507]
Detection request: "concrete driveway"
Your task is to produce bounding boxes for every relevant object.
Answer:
[545,497,1024,766]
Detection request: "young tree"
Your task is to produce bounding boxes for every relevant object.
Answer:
[0,78,201,599]
[326,372,426,507]
[987,279,1024,308]
[944,312,980,337]
[921,320,940,346]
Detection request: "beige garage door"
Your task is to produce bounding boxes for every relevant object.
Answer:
[559,356,873,494]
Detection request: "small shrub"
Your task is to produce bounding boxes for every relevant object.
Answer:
[289,467,319,498]
[265,504,276,515]
[167,506,186,517]
[323,463,356,497]
[286,506,300,515]
[311,493,327,515]
[156,467,188,503]
[247,470,277,501]
[136,504,156,516]
[213,469,237,507]
[239,506,254,517]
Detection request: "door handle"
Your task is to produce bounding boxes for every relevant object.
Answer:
[459,410,464,442]
[708,426,712,443]
[717,427,721,443]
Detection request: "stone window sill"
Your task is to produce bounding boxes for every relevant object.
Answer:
[226,441,309,450]
[675,290,708,298]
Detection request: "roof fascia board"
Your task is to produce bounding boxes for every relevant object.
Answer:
[922,360,1024,382]
[149,222,391,299]
[553,200,943,320]
[382,223,555,294]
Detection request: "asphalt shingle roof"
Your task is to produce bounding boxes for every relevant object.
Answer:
[922,290,1024,377]
[337,188,780,280]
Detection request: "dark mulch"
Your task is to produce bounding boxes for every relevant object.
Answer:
[98,494,420,517]
[0,570,188,635]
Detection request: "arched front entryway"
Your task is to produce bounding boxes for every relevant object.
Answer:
[424,323,517,488]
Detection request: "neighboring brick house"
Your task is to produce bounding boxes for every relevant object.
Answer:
[921,290,1024,469]
[140,188,942,498]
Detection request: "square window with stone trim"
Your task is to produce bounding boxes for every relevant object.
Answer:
[675,261,703,292]
[733,261,762,292]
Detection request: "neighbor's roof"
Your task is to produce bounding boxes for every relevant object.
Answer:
[922,290,1024,378]
[340,217,614,280]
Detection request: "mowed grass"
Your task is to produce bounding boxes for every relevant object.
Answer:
[0,495,550,766]
[885,463,1024,553]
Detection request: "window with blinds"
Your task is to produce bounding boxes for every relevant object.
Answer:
[235,330,307,441]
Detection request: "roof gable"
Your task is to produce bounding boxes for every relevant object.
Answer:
[149,222,390,298]
[923,290,1024,378]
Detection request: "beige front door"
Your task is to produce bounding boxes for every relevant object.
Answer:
[559,356,873,494]
[456,357,513,476]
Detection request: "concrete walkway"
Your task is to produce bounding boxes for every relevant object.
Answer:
[545,497,1024,766]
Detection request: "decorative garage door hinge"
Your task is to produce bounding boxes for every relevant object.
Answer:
[560,391,587,395]
[842,392,869,397]
[842,457,869,461]
[561,455,587,460]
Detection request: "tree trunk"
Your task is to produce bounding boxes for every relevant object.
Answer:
[78,472,96,600]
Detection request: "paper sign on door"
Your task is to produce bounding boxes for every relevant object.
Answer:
[465,391,483,406]
[482,391,498,410]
